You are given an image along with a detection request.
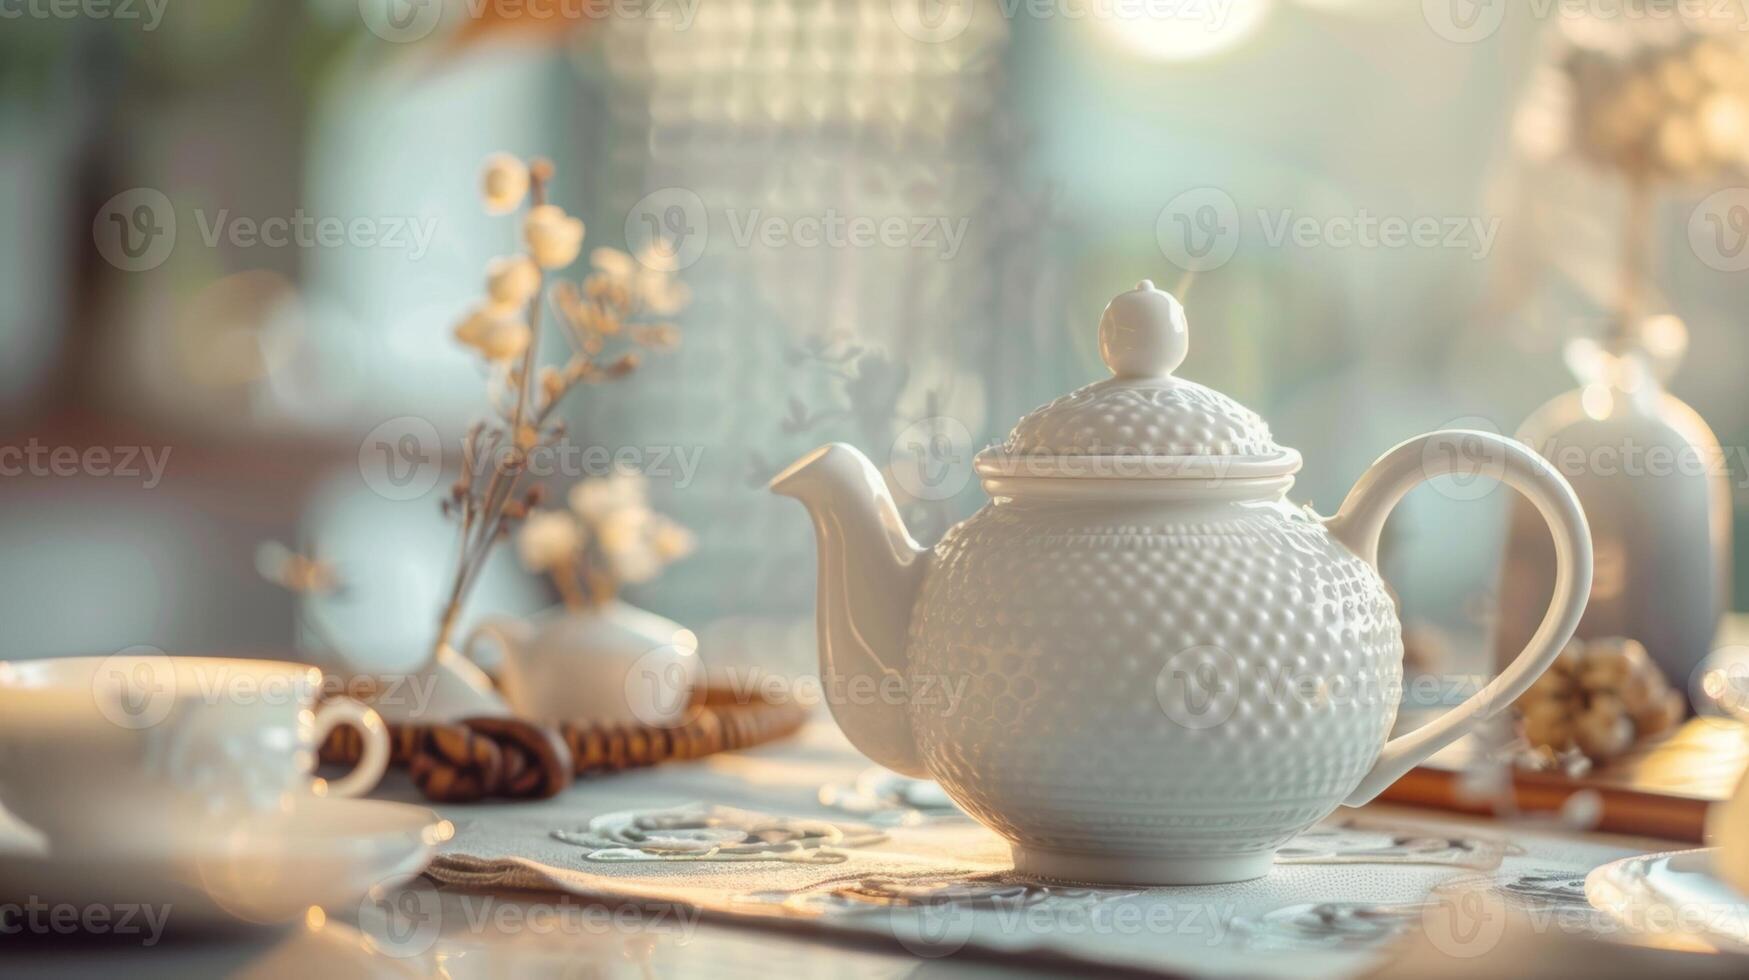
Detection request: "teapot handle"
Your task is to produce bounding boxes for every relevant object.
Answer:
[1326,430,1591,806]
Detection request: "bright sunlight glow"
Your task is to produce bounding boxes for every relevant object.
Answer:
[1095,0,1274,62]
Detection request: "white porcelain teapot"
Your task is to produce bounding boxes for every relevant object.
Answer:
[772,281,1593,885]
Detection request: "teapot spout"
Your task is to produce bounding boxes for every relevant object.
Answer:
[771,443,930,777]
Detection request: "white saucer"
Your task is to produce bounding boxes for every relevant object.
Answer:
[0,796,452,932]
[1585,847,1749,953]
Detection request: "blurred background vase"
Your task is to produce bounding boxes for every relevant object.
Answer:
[1496,321,1731,686]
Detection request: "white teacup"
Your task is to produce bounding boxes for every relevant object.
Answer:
[0,654,389,849]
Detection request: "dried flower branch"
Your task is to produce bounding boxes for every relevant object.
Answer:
[516,467,696,611]
[256,540,344,597]
[1517,23,1749,335]
[428,154,689,660]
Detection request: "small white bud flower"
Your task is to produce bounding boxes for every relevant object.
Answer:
[481,153,530,215]
[524,204,585,270]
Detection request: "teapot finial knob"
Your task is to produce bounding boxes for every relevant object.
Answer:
[1099,280,1188,379]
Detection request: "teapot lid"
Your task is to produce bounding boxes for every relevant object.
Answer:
[974,281,1301,482]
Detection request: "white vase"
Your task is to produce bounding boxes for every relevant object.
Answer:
[463,600,701,727]
[1497,330,1731,687]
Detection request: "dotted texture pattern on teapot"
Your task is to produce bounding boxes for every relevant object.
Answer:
[1000,378,1282,459]
[905,501,1404,860]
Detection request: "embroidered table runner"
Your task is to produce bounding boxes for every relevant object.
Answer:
[422,722,1660,977]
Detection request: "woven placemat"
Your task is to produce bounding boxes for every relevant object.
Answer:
[320,687,809,803]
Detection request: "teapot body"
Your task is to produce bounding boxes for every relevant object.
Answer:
[905,492,1403,883]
